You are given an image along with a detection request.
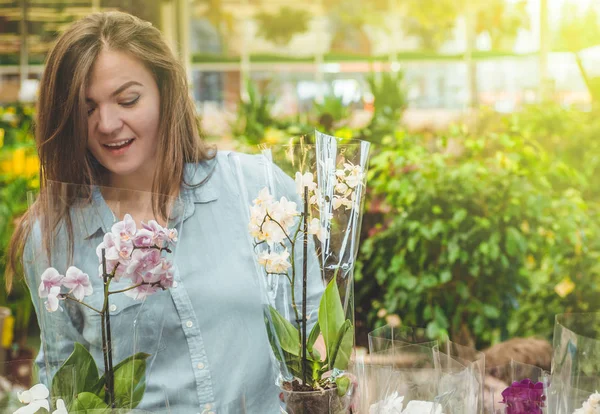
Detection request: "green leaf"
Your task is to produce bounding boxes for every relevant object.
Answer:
[456,282,469,299]
[318,279,346,362]
[93,353,150,409]
[440,270,452,284]
[70,392,109,412]
[421,274,438,288]
[282,349,319,381]
[452,209,467,224]
[335,375,351,397]
[426,321,440,339]
[330,319,354,371]
[306,321,320,354]
[506,227,526,256]
[113,354,149,408]
[407,237,418,252]
[483,304,501,319]
[399,273,418,290]
[268,306,300,356]
[52,343,99,406]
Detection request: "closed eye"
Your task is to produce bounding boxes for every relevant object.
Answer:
[120,96,140,107]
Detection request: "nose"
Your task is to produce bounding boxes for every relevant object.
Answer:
[96,105,123,135]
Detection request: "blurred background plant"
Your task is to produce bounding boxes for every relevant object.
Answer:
[0,103,39,357]
[228,76,600,350]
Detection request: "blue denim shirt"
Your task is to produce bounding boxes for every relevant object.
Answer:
[24,151,323,413]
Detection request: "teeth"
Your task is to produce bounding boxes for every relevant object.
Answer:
[105,139,132,147]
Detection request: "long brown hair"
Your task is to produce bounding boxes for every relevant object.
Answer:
[6,11,214,290]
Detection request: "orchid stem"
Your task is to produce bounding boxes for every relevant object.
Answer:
[62,295,102,314]
[101,249,115,408]
[301,186,309,385]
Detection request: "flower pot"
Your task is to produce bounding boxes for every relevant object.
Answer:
[282,387,352,414]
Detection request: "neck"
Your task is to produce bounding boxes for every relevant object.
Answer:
[108,176,152,194]
[107,165,155,194]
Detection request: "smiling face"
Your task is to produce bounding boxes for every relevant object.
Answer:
[86,48,160,188]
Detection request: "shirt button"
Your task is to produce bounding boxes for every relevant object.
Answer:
[173,281,178,287]
[109,304,117,312]
[186,320,193,328]
[197,362,205,369]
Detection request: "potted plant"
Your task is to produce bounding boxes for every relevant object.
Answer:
[235,131,370,413]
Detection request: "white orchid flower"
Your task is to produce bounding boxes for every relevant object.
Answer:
[38,267,64,298]
[295,172,317,196]
[96,232,121,263]
[268,197,299,230]
[111,213,137,241]
[44,286,62,312]
[132,228,155,248]
[14,383,50,414]
[345,171,362,189]
[308,218,327,243]
[574,391,600,414]
[253,187,274,207]
[62,266,93,301]
[259,250,292,274]
[332,196,345,210]
[142,220,173,247]
[262,220,287,246]
[309,188,322,206]
[334,182,348,195]
[52,399,68,414]
[167,228,178,244]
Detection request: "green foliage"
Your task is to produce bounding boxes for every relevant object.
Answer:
[475,0,529,51]
[356,121,600,347]
[234,81,274,146]
[401,0,460,50]
[362,71,408,143]
[0,179,35,321]
[268,280,353,390]
[52,344,150,411]
[319,280,347,360]
[0,104,39,347]
[254,6,312,46]
[314,95,350,132]
[52,343,99,403]
[554,3,600,53]
[70,392,109,411]
[193,0,235,48]
[554,4,600,103]
[0,104,35,147]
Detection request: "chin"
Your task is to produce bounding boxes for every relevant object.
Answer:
[104,162,146,180]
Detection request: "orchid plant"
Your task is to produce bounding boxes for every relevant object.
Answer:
[18,214,177,413]
[249,160,365,395]
[573,391,600,414]
[500,379,546,414]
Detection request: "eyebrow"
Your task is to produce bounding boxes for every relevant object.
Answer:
[86,80,143,102]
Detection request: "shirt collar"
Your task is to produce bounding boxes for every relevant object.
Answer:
[81,159,219,239]
[181,158,219,204]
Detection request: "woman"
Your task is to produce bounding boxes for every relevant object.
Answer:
[6,11,322,413]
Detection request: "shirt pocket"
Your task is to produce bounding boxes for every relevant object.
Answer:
[82,295,168,366]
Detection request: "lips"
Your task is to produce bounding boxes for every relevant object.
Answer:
[103,138,134,150]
